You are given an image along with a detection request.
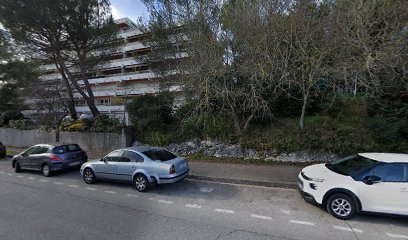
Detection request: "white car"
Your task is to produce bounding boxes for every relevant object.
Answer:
[298,153,408,219]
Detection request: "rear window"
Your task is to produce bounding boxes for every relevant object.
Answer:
[142,149,177,161]
[53,144,82,154]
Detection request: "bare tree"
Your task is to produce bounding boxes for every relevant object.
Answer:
[32,83,69,142]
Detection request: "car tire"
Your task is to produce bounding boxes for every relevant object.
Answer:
[83,168,96,184]
[14,162,22,173]
[41,164,51,177]
[133,174,150,192]
[327,193,356,220]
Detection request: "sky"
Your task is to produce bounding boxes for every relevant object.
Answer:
[110,0,149,23]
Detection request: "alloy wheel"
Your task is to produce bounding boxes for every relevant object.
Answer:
[135,176,146,191]
[84,170,94,184]
[331,198,352,217]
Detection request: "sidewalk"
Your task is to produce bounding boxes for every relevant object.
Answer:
[5,146,303,189]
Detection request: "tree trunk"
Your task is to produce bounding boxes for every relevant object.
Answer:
[299,94,307,131]
[55,127,60,142]
[56,53,100,116]
[55,63,77,120]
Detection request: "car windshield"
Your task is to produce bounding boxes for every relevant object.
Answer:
[142,149,177,161]
[326,155,377,176]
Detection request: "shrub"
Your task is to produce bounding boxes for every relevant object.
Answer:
[181,112,235,141]
[369,117,402,144]
[67,122,86,132]
[90,115,122,133]
[127,92,174,134]
[9,119,33,130]
[0,110,23,126]
[144,131,171,146]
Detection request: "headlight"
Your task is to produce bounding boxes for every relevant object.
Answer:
[301,171,324,182]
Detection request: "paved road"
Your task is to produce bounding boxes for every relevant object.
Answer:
[0,158,407,240]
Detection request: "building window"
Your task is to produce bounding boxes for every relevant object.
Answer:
[96,99,111,106]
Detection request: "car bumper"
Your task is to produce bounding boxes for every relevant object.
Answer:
[50,159,87,171]
[158,170,189,184]
[298,177,319,205]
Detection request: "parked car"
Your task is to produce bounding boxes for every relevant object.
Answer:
[298,153,408,219]
[80,146,190,192]
[0,141,6,158]
[12,144,88,177]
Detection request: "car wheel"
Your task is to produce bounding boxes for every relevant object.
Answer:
[133,174,149,192]
[327,193,356,220]
[41,164,51,177]
[83,168,96,184]
[14,162,22,173]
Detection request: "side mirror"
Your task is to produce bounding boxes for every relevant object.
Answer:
[22,153,27,157]
[363,175,382,185]
[99,158,105,162]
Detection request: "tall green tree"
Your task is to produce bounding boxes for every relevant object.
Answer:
[0,30,37,113]
[0,0,122,117]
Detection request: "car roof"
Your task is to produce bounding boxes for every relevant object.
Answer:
[121,146,162,153]
[359,153,408,163]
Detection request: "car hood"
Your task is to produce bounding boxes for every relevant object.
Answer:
[302,163,349,180]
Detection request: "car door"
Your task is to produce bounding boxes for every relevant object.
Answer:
[96,150,122,180]
[29,146,52,170]
[19,146,39,169]
[357,163,408,215]
[115,151,144,182]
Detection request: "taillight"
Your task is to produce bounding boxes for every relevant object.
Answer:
[50,154,62,161]
[169,165,176,174]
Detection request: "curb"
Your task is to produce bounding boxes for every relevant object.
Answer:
[187,175,298,189]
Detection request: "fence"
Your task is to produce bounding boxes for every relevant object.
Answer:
[0,128,126,153]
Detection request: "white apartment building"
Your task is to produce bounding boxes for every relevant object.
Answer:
[34,18,182,122]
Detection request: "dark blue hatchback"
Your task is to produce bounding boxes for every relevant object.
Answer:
[12,144,88,176]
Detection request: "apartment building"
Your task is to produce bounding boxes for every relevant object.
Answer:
[34,17,181,122]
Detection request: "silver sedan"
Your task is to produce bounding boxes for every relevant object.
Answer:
[80,146,189,192]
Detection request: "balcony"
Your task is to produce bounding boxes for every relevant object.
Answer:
[75,105,125,113]
[77,71,156,85]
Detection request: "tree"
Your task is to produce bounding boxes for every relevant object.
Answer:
[31,83,69,142]
[0,0,122,117]
[0,30,38,113]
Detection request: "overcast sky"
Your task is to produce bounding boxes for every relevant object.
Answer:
[110,0,149,23]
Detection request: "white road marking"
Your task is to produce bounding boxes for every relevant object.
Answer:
[17,175,24,178]
[215,209,235,214]
[126,194,139,198]
[185,204,202,209]
[28,177,36,180]
[149,197,158,201]
[85,187,97,191]
[68,184,78,188]
[251,214,272,220]
[7,173,13,176]
[0,171,4,174]
[158,200,173,205]
[333,226,353,232]
[199,187,214,193]
[39,179,48,182]
[53,182,63,185]
[333,226,362,233]
[386,233,408,239]
[104,190,116,194]
[290,220,315,226]
[282,210,291,215]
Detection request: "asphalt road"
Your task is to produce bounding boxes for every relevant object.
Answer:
[0,158,407,240]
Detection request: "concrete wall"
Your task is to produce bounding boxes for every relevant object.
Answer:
[0,128,126,153]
